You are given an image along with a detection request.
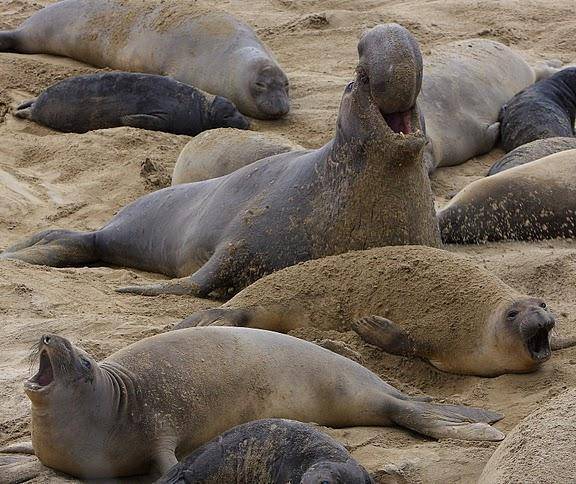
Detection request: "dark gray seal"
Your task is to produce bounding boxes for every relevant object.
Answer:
[156,419,374,484]
[14,72,250,135]
[499,67,576,152]
[0,0,289,119]
[487,136,576,175]
[0,23,440,298]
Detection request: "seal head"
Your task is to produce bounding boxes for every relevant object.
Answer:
[208,96,251,130]
[247,58,290,119]
[300,460,374,484]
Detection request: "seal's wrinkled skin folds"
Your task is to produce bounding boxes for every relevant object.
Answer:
[0,0,290,119]
[1,23,440,298]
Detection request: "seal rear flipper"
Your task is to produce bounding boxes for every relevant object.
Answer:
[0,442,35,454]
[389,399,505,441]
[551,335,576,350]
[175,308,254,330]
[120,114,167,131]
[352,316,417,357]
[14,107,33,120]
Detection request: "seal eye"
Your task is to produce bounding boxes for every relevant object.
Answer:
[507,310,519,320]
[345,81,354,93]
[540,302,547,309]
[80,357,91,369]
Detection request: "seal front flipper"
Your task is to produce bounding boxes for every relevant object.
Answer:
[116,276,203,296]
[480,122,500,152]
[120,114,167,131]
[550,335,576,350]
[0,441,35,454]
[352,316,417,357]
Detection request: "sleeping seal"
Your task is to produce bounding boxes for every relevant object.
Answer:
[157,419,373,483]
[15,329,503,478]
[0,0,289,119]
[499,67,576,152]
[14,72,250,135]
[0,23,440,298]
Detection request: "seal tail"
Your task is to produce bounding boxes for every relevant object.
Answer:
[389,399,505,441]
[0,31,19,52]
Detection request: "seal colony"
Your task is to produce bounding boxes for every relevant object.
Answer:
[14,72,250,135]
[0,0,290,119]
[0,23,440,297]
[21,330,502,478]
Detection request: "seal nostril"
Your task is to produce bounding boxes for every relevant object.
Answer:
[43,335,51,345]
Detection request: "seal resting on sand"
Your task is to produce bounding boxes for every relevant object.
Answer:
[11,329,503,478]
[172,129,303,184]
[479,388,576,484]
[0,23,440,298]
[439,149,576,243]
[177,246,573,376]
[157,419,374,483]
[487,136,576,175]
[499,67,576,152]
[14,72,250,135]
[0,0,289,119]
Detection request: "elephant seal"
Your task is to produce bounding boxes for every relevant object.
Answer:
[407,40,557,171]
[13,72,250,135]
[439,149,576,243]
[487,136,576,175]
[176,246,568,377]
[479,388,576,484]
[499,67,576,152]
[157,419,374,484]
[172,129,303,184]
[1,23,440,297]
[0,0,289,119]
[22,329,503,478]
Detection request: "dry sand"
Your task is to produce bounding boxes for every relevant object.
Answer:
[0,0,575,482]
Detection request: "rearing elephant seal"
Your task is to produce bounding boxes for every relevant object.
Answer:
[177,246,569,377]
[0,0,289,119]
[1,23,440,298]
[23,329,503,478]
[14,72,250,135]
[157,419,374,484]
[439,149,576,242]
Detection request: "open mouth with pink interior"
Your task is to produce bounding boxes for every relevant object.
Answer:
[26,350,55,391]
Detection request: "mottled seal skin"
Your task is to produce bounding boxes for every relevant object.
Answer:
[487,136,576,175]
[172,128,303,184]
[22,329,503,478]
[499,67,576,152]
[415,40,548,172]
[439,149,576,243]
[0,0,289,119]
[13,72,249,135]
[1,23,440,298]
[178,245,566,377]
[156,419,374,484]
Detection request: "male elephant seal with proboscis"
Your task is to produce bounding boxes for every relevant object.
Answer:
[0,0,289,119]
[0,23,440,298]
[439,149,576,243]
[156,419,374,483]
[499,67,576,152]
[178,246,575,377]
[14,72,250,135]
[7,329,504,478]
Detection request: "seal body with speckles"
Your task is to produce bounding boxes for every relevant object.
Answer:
[22,329,503,478]
[156,419,374,483]
[0,0,290,119]
[14,72,249,135]
[1,23,440,298]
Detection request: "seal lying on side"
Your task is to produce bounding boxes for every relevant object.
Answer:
[19,329,503,478]
[14,72,249,135]
[176,246,571,377]
[499,67,576,152]
[439,149,576,243]
[172,129,303,184]
[479,388,576,484]
[487,136,576,175]
[157,419,374,484]
[1,23,440,298]
[0,0,289,119]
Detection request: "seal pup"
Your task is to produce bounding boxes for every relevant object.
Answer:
[172,129,303,184]
[1,23,440,298]
[19,329,503,478]
[156,419,374,483]
[177,246,570,377]
[0,0,289,119]
[499,67,576,152]
[439,149,576,243]
[487,136,576,175]
[14,72,250,135]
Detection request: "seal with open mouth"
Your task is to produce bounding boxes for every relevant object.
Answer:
[1,23,440,298]
[21,328,504,478]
